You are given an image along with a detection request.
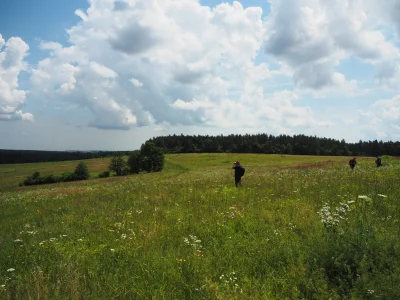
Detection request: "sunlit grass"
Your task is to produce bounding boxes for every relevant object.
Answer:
[1,154,399,299]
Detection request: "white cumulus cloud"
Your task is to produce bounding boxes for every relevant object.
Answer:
[0,34,33,122]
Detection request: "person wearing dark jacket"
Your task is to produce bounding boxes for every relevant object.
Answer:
[349,157,357,170]
[375,156,382,167]
[232,161,245,187]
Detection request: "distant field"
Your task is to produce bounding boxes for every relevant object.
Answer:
[1,154,399,299]
[0,157,112,190]
[0,153,368,190]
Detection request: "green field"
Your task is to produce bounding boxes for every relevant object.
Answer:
[1,154,400,299]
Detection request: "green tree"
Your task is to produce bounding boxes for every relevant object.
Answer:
[140,142,164,172]
[127,150,142,174]
[74,161,89,180]
[108,155,127,176]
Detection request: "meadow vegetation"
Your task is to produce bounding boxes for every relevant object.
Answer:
[1,154,399,299]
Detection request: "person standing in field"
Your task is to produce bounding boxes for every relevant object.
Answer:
[349,157,357,170]
[375,156,382,167]
[232,161,245,187]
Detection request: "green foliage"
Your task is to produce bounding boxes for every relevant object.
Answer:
[98,171,110,178]
[108,155,127,176]
[127,150,141,174]
[149,134,400,156]
[140,141,164,172]
[21,161,91,186]
[74,161,89,180]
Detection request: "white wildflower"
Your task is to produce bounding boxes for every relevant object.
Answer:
[377,194,387,198]
[7,268,15,272]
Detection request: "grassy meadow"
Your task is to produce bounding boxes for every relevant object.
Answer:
[1,154,400,299]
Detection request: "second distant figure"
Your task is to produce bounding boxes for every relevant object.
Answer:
[232,161,245,187]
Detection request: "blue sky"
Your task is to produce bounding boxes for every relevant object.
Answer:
[1,0,400,150]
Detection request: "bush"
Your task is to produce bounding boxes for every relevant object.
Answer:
[98,171,110,178]
[140,142,164,172]
[74,161,90,180]
[108,155,127,176]
[128,150,142,174]
[60,172,77,182]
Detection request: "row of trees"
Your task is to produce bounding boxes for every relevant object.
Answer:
[0,149,122,164]
[108,142,164,176]
[20,142,165,186]
[22,161,90,186]
[148,134,400,156]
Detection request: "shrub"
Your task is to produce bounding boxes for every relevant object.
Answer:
[108,155,127,176]
[74,161,90,180]
[127,150,142,174]
[140,141,164,172]
[60,172,77,182]
[98,171,110,178]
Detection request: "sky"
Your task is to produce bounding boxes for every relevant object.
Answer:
[1,0,400,151]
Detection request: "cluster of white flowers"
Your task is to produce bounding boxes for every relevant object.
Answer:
[219,272,242,293]
[221,206,243,220]
[318,202,351,228]
[183,235,203,253]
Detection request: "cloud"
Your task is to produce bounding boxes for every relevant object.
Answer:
[130,77,143,88]
[89,62,118,78]
[30,0,277,130]
[75,9,88,22]
[0,34,33,122]
[357,95,400,140]
[264,0,400,90]
[30,0,396,138]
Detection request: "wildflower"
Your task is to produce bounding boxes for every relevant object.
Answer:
[358,195,372,204]
[176,258,186,262]
[110,249,115,252]
[377,194,387,198]
[7,268,15,272]
[14,239,23,243]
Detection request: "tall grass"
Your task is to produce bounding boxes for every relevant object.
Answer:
[0,154,399,299]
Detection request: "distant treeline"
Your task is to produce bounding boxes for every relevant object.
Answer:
[0,150,129,164]
[148,134,400,156]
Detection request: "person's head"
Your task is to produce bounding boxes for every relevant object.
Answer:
[234,161,240,166]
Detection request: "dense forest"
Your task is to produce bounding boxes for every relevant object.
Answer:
[149,134,400,157]
[0,150,126,164]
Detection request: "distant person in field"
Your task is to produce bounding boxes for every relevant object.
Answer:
[349,157,357,170]
[232,161,245,187]
[375,156,382,167]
